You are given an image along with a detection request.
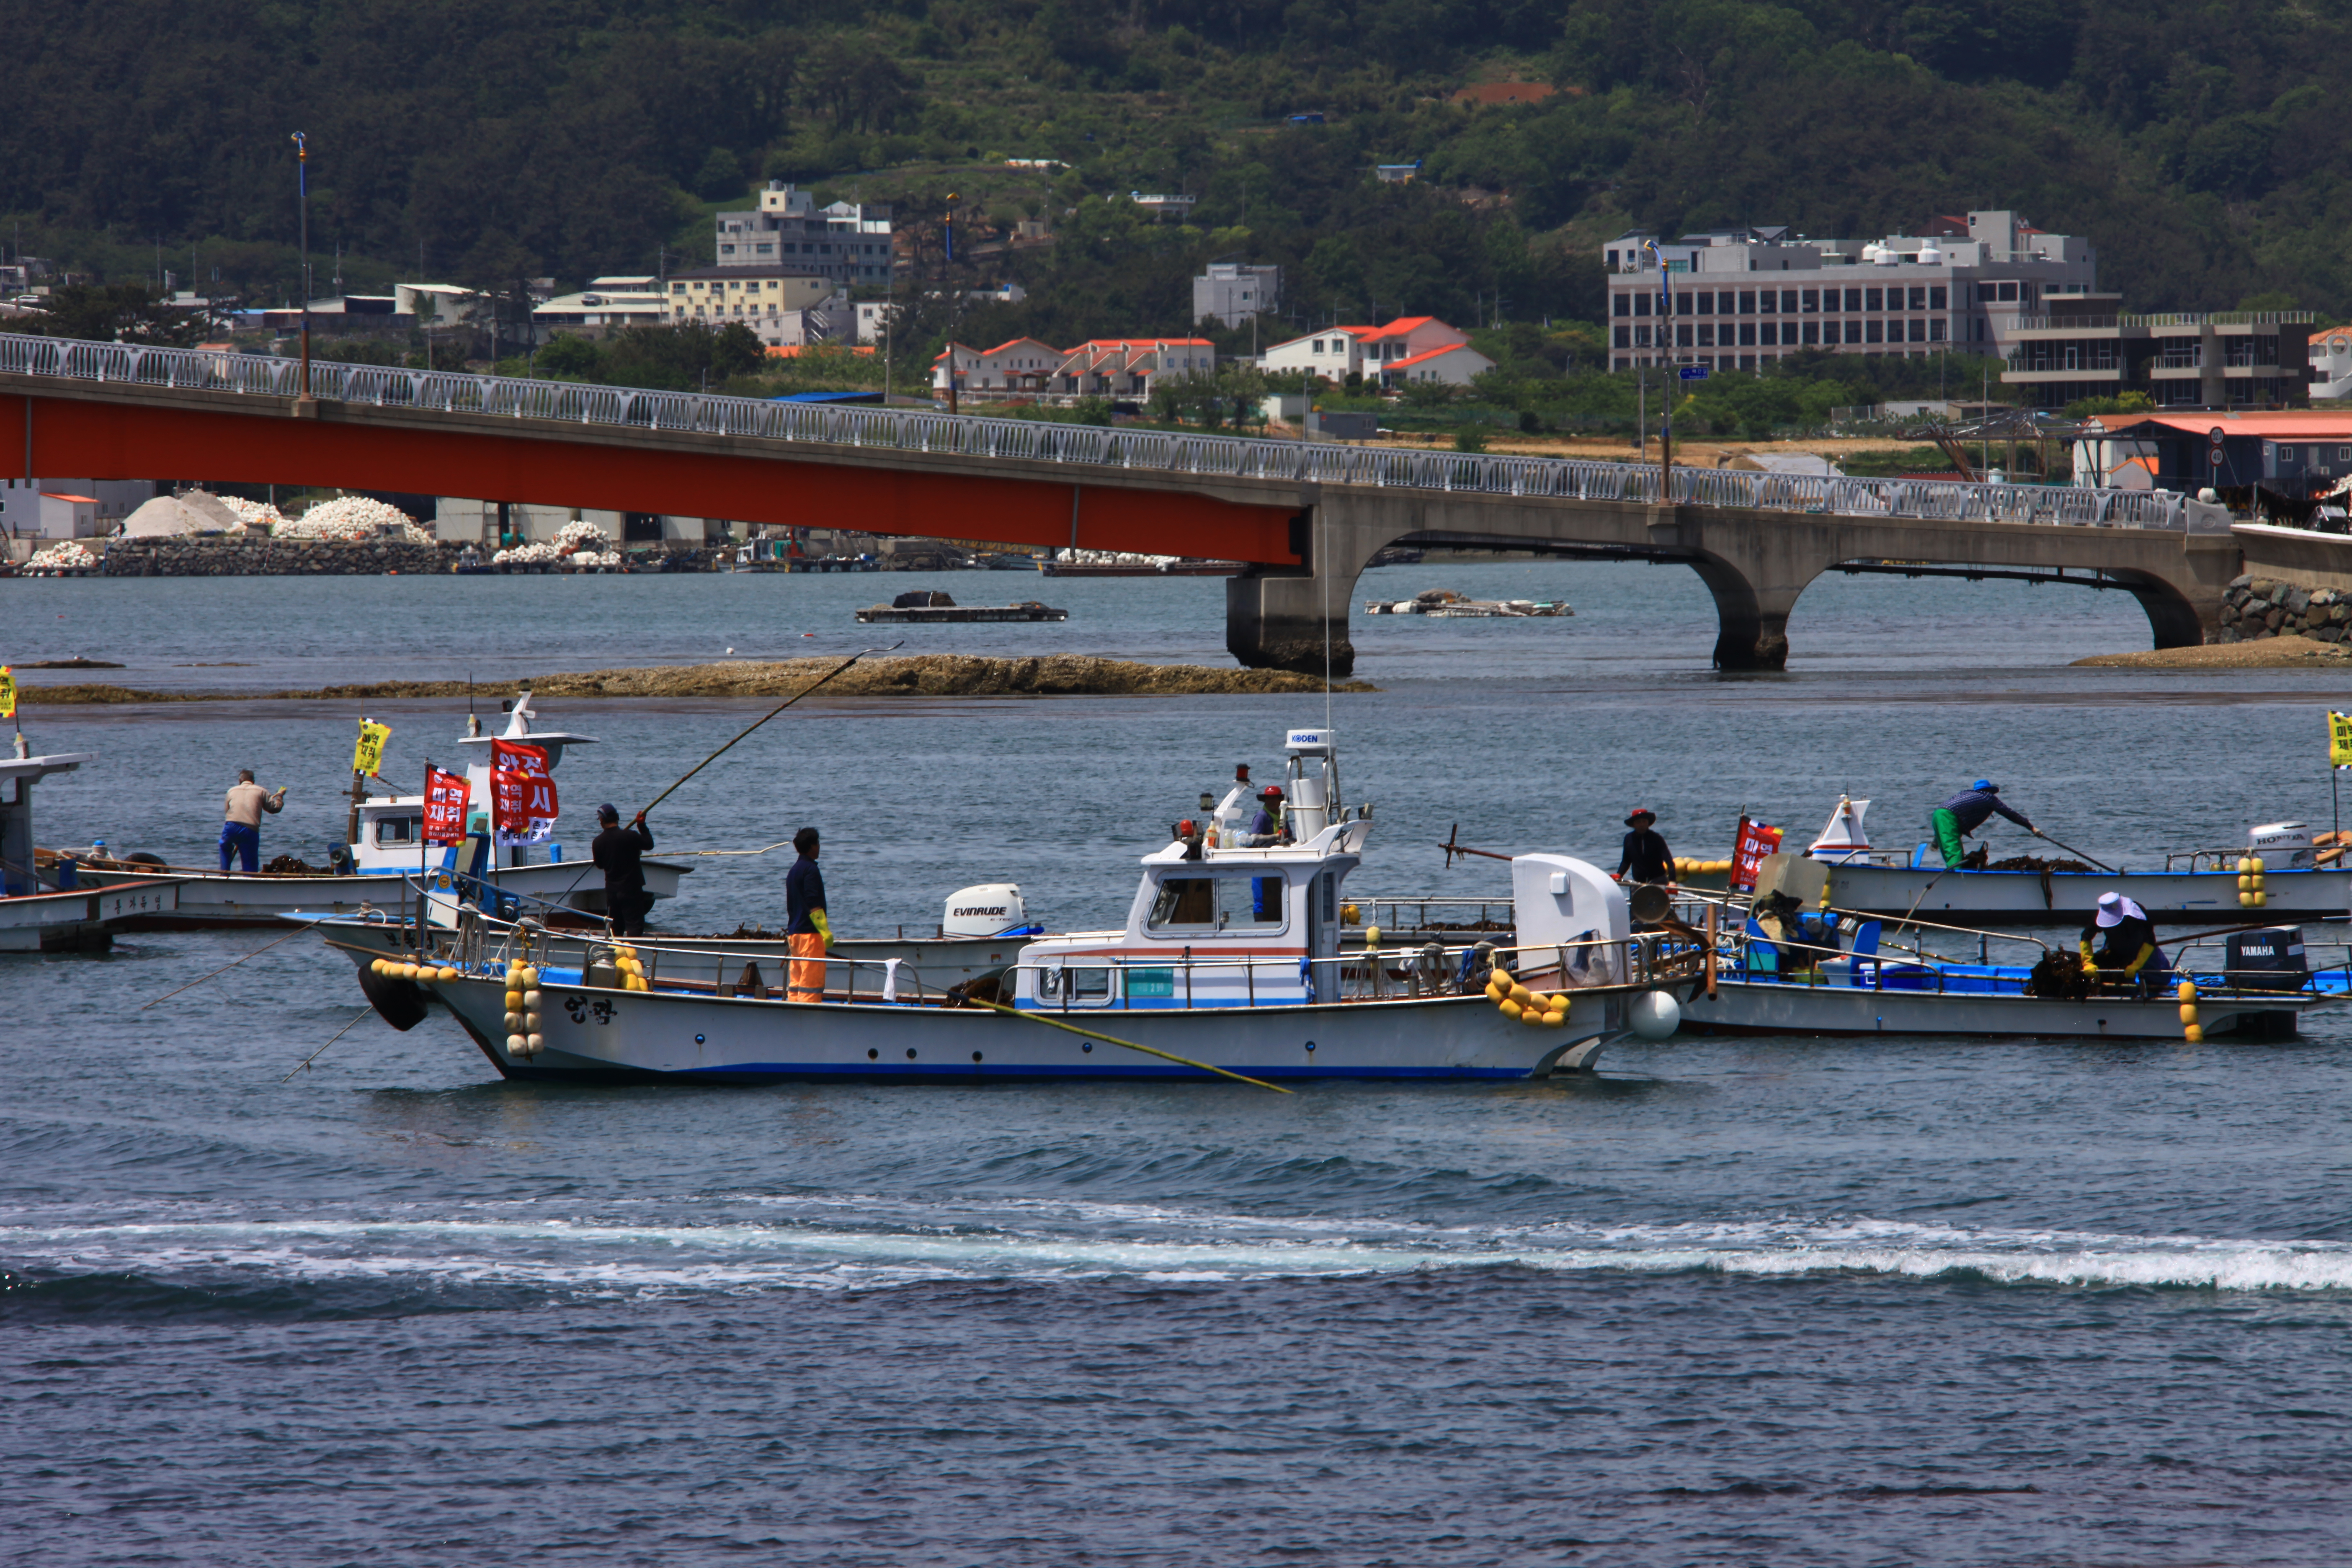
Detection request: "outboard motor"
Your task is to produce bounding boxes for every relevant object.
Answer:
[944,884,1035,938]
[2226,927,2308,991]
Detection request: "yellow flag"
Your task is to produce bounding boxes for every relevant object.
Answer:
[0,666,14,721]
[353,718,392,777]
[2332,712,2352,768]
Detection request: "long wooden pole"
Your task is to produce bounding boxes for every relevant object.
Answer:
[637,642,903,818]
[972,999,1291,1092]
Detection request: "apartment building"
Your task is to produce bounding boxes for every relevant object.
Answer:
[1604,211,2096,373]
[667,267,847,346]
[1194,263,1281,330]
[2004,294,2310,409]
[714,181,895,286]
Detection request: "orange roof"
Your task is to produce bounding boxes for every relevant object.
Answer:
[2099,412,2352,437]
[2313,328,2352,344]
[768,343,874,358]
[1356,317,1439,341]
[41,493,98,503]
[1387,343,1487,371]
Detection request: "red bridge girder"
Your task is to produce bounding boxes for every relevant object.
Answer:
[2,388,1306,565]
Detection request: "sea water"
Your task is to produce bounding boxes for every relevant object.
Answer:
[6,562,2352,1564]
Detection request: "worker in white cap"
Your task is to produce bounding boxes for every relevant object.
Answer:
[2079,891,2167,995]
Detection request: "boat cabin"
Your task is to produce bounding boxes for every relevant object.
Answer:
[1014,729,1368,1009]
[347,690,596,877]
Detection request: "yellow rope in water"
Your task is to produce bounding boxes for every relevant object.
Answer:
[970,1000,1291,1093]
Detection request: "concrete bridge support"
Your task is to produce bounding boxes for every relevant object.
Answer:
[1226,492,2242,676]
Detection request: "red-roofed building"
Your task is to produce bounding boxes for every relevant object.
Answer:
[929,337,1218,400]
[1261,316,1473,384]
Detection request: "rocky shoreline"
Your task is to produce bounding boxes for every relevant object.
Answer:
[2214,575,2352,643]
[18,654,1373,704]
[85,538,720,575]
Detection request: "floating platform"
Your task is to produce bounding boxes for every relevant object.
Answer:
[856,601,1069,623]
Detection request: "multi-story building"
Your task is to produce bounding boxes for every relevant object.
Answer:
[532,276,670,337]
[1194,263,1281,330]
[1604,211,2095,373]
[714,181,895,287]
[666,266,846,346]
[2004,294,2311,408]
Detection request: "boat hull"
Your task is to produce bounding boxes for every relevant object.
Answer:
[76,858,689,929]
[1677,976,2310,1039]
[322,918,1032,998]
[1721,862,2352,925]
[0,880,182,952]
[342,946,1627,1084]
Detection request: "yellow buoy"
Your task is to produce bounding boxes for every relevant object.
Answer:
[2179,1003,2199,1025]
[2177,980,2197,1002]
[515,965,539,988]
[1498,999,1522,1020]
[369,959,386,975]
[2251,857,2265,874]
[2184,1024,2204,1043]
[1519,1006,1546,1027]
[1485,979,1508,1003]
[2254,890,2268,906]
[1341,903,1361,926]
[524,1011,542,1030]
[2237,874,2252,891]
[1541,1009,1567,1027]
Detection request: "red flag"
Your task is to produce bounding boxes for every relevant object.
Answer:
[422,766,472,846]
[1729,815,1785,894]
[491,740,559,846]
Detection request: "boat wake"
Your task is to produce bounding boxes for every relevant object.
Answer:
[8,1198,2352,1305]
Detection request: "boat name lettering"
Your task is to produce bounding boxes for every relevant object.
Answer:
[952,905,1008,917]
[1128,968,1176,998]
[564,996,616,1024]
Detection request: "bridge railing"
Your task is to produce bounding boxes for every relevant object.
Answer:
[0,331,2186,531]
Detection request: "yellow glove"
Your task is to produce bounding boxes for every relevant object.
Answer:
[810,908,833,945]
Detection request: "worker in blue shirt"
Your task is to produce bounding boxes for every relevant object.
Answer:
[1930,780,2042,867]
[785,827,832,1001]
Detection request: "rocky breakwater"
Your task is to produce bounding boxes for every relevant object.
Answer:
[102,537,462,576]
[2215,575,2352,642]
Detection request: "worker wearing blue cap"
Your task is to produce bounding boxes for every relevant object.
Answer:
[1930,780,2041,868]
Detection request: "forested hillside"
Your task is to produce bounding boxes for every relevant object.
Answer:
[5,0,2349,341]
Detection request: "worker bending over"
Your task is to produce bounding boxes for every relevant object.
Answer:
[1931,779,2042,868]
[220,769,286,872]
[785,827,831,1001]
[2081,891,2169,996]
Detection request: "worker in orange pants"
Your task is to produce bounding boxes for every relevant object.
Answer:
[785,826,830,1001]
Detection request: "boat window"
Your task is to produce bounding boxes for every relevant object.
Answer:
[1147,874,1287,932]
[1069,967,1112,1000]
[374,815,422,846]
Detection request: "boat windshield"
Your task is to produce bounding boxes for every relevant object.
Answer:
[1148,873,1286,932]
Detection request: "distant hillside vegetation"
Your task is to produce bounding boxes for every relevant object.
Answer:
[5,0,2349,339]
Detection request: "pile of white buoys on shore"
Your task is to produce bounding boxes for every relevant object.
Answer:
[275,496,431,543]
[21,539,99,574]
[218,496,287,532]
[493,519,622,569]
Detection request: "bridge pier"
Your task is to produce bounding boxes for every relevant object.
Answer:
[1226,496,1389,676]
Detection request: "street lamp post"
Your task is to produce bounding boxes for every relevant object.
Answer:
[291,132,311,402]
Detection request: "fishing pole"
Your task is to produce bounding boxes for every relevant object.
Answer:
[635,642,902,820]
[282,1006,377,1082]
[141,914,338,1009]
[2034,831,2117,874]
[970,999,1292,1092]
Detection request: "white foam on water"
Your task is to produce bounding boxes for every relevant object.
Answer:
[10,1209,2352,1296]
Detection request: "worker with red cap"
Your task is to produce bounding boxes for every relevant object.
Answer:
[1240,784,1288,847]
[1617,805,1675,887]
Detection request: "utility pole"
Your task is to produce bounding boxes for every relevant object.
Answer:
[291,132,312,403]
[1645,239,1674,501]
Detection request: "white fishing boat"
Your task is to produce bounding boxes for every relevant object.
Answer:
[325,730,1681,1083]
[311,881,1051,999]
[2,751,185,951]
[1681,796,2352,925]
[59,691,690,928]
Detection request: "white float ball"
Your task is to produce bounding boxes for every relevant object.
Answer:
[1629,990,1681,1041]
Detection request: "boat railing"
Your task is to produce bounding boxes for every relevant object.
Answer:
[2162,848,2341,874]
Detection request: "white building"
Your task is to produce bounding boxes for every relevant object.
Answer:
[714,181,895,287]
[931,336,1219,400]
[1194,263,1281,330]
[1603,210,2099,372]
[532,276,669,336]
[0,477,155,539]
[1261,317,1476,385]
[1386,341,1494,386]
